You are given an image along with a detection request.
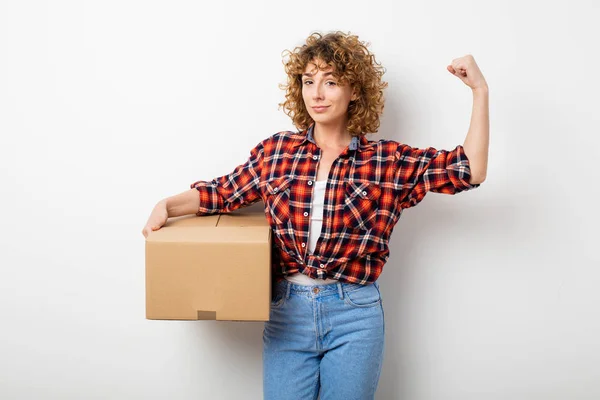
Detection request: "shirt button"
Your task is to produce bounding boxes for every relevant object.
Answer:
[301,242,306,247]
[320,264,324,268]
[274,187,279,192]
[313,155,318,160]
[303,212,308,217]
[362,191,367,196]
[308,181,313,186]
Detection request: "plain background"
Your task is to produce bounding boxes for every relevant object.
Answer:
[1,0,598,399]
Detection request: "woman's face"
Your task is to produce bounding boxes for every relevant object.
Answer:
[301,59,357,127]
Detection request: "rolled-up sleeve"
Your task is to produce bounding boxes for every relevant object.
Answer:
[190,138,266,216]
[393,142,480,210]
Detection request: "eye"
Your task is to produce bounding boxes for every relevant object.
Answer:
[303,80,337,86]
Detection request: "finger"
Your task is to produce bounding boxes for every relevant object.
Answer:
[452,65,467,77]
[450,67,463,78]
[452,61,465,73]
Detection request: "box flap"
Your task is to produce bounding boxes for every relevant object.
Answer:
[145,208,270,244]
[217,212,269,227]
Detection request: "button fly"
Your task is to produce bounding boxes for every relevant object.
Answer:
[312,288,319,294]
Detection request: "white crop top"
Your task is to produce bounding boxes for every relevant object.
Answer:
[285,180,339,286]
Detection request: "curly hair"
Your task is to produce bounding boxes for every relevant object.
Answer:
[278,31,388,137]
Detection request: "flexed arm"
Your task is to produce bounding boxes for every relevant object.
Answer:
[447,54,489,184]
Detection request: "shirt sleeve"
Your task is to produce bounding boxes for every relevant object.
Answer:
[189,138,267,216]
[393,142,480,210]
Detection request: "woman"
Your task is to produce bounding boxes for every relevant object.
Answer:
[142,31,489,400]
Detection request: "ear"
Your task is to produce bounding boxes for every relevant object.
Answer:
[350,88,359,102]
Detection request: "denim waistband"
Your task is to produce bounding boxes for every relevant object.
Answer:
[274,279,379,300]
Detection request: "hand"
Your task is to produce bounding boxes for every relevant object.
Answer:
[447,54,488,91]
[142,200,169,238]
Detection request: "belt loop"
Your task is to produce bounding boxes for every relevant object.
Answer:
[285,280,291,299]
[337,281,344,300]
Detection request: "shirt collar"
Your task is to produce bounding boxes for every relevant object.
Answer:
[291,122,375,153]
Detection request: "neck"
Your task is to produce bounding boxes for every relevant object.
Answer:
[313,120,352,149]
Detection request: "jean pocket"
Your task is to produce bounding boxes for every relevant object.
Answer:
[265,176,293,226]
[343,282,381,308]
[343,180,381,231]
[270,286,287,309]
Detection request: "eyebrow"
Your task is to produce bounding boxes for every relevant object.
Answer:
[302,71,334,78]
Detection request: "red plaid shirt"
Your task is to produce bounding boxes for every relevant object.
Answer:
[190,123,480,285]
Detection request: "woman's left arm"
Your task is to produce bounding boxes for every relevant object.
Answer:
[447,55,489,185]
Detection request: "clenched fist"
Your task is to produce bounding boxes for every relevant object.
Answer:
[447,54,488,91]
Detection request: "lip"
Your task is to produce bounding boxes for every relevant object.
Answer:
[312,106,330,112]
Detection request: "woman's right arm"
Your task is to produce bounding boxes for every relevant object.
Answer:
[141,189,199,238]
[164,188,200,218]
[142,134,270,238]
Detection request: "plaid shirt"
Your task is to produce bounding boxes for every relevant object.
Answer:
[190,123,480,285]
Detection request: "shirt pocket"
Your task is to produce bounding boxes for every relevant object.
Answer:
[265,176,293,226]
[343,180,382,231]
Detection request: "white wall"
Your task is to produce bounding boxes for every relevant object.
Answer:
[1,1,598,399]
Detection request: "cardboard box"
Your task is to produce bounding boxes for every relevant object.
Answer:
[145,203,272,321]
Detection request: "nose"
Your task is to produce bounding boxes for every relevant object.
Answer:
[313,82,324,101]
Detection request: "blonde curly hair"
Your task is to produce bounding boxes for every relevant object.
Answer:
[278,31,388,137]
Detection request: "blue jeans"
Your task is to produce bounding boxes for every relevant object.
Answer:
[262,279,385,400]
